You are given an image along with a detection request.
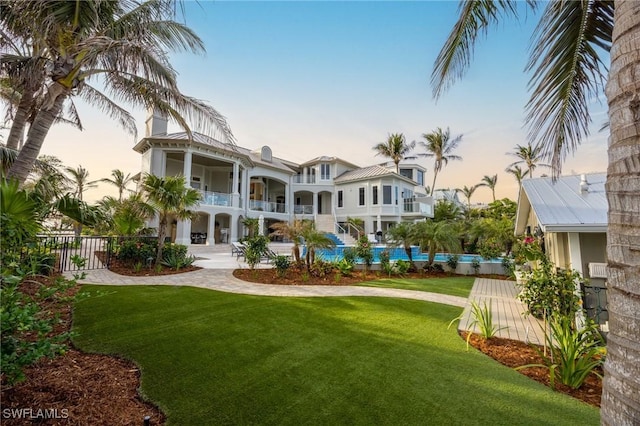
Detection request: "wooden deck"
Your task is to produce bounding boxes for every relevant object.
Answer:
[458,278,545,345]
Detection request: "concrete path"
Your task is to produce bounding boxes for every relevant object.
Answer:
[69,268,468,308]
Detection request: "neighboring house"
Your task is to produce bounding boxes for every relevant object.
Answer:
[134,111,434,246]
[432,189,466,210]
[514,173,608,325]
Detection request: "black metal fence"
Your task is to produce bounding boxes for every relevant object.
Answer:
[581,282,608,326]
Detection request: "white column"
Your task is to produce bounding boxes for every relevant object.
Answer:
[175,219,192,245]
[232,162,240,208]
[208,214,216,246]
[568,233,583,276]
[183,150,192,182]
[230,213,239,243]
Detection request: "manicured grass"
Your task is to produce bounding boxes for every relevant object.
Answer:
[357,276,476,298]
[73,286,598,425]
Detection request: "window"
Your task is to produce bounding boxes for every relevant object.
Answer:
[417,170,424,186]
[383,185,392,204]
[372,186,378,205]
[395,186,399,205]
[320,164,331,180]
[399,168,413,180]
[338,190,343,208]
[359,187,365,206]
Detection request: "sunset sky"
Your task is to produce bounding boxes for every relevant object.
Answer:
[19,1,608,203]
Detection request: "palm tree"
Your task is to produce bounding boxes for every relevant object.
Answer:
[385,222,416,271]
[457,184,480,210]
[101,169,134,202]
[2,0,235,184]
[432,1,638,421]
[141,174,201,265]
[505,165,529,192]
[372,133,415,174]
[507,143,548,178]
[65,166,98,202]
[300,225,335,270]
[412,220,459,268]
[419,127,463,195]
[480,174,498,202]
[269,219,310,263]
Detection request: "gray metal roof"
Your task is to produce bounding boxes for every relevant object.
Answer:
[299,156,360,169]
[333,165,414,185]
[516,173,608,233]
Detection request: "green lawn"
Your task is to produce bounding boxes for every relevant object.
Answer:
[357,276,476,298]
[73,286,598,425]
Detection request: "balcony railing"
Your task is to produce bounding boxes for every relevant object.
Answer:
[293,205,313,214]
[200,190,232,207]
[249,199,287,213]
[292,175,316,184]
[402,200,432,215]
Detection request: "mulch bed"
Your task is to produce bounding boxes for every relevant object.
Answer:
[95,251,201,276]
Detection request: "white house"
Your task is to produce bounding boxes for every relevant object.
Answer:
[134,111,434,246]
[515,173,609,325]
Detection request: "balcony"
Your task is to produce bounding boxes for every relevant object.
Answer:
[249,199,287,214]
[200,190,232,207]
[292,175,316,184]
[293,205,314,215]
[402,200,433,216]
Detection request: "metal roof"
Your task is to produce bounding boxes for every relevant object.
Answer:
[333,165,414,185]
[516,173,608,233]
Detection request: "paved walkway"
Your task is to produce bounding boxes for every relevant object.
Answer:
[67,243,542,344]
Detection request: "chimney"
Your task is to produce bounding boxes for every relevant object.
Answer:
[579,174,589,194]
[145,108,168,137]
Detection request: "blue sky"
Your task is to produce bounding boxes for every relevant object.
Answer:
[34,1,608,203]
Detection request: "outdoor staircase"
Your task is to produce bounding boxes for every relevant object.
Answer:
[315,214,356,246]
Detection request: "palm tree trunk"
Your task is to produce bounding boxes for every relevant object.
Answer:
[601,2,640,424]
[6,90,67,184]
[156,216,168,265]
[6,86,36,150]
[431,171,438,196]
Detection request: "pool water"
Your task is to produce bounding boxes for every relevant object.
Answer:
[314,246,502,263]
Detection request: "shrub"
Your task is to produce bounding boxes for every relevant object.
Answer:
[335,258,354,277]
[379,250,393,276]
[517,262,581,319]
[162,243,188,262]
[355,237,374,272]
[162,251,196,270]
[272,255,291,277]
[446,254,459,272]
[116,238,157,265]
[502,256,515,276]
[517,315,605,389]
[395,259,411,276]
[470,258,481,275]
[342,247,357,265]
[424,263,444,273]
[244,236,269,270]
[310,259,333,277]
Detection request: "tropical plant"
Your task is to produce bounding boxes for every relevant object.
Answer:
[300,226,335,270]
[505,165,529,191]
[2,0,235,184]
[162,251,195,270]
[101,169,134,202]
[449,300,506,350]
[507,143,549,179]
[433,199,463,223]
[269,219,310,263]
[470,258,481,275]
[334,258,354,277]
[372,133,415,173]
[446,254,459,272]
[516,315,606,390]
[242,217,260,238]
[141,174,201,265]
[243,235,269,270]
[418,127,463,195]
[480,174,498,202]
[385,222,416,271]
[272,255,291,278]
[457,184,480,211]
[412,220,459,268]
[379,249,393,277]
[354,236,374,273]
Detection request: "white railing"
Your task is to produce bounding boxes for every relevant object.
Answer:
[201,190,232,207]
[293,205,314,214]
[403,200,433,216]
[249,199,287,214]
[292,175,316,184]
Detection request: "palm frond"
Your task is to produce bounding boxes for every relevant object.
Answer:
[78,84,137,137]
[525,0,613,176]
[431,0,529,99]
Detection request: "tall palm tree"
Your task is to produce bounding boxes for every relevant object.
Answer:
[300,225,335,270]
[457,184,480,210]
[419,127,463,195]
[65,165,98,202]
[142,174,201,265]
[385,222,417,271]
[269,219,310,263]
[505,165,529,192]
[372,133,415,174]
[101,169,134,202]
[507,143,548,178]
[2,0,235,184]
[432,1,639,421]
[480,174,498,202]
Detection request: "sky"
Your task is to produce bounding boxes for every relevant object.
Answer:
[17,1,609,203]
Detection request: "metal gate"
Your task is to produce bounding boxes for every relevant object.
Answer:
[32,235,115,273]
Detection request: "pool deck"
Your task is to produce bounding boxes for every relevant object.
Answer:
[457,278,546,345]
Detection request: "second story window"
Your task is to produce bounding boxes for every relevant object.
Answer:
[399,168,413,180]
[338,190,343,207]
[372,186,378,205]
[320,164,331,180]
[359,187,365,206]
[383,185,392,204]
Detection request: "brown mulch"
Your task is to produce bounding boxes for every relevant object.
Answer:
[1,274,165,426]
[463,332,602,407]
[2,267,600,424]
[95,251,201,276]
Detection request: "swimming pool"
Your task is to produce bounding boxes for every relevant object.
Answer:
[314,246,502,264]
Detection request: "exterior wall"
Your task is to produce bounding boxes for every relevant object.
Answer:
[579,233,607,278]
